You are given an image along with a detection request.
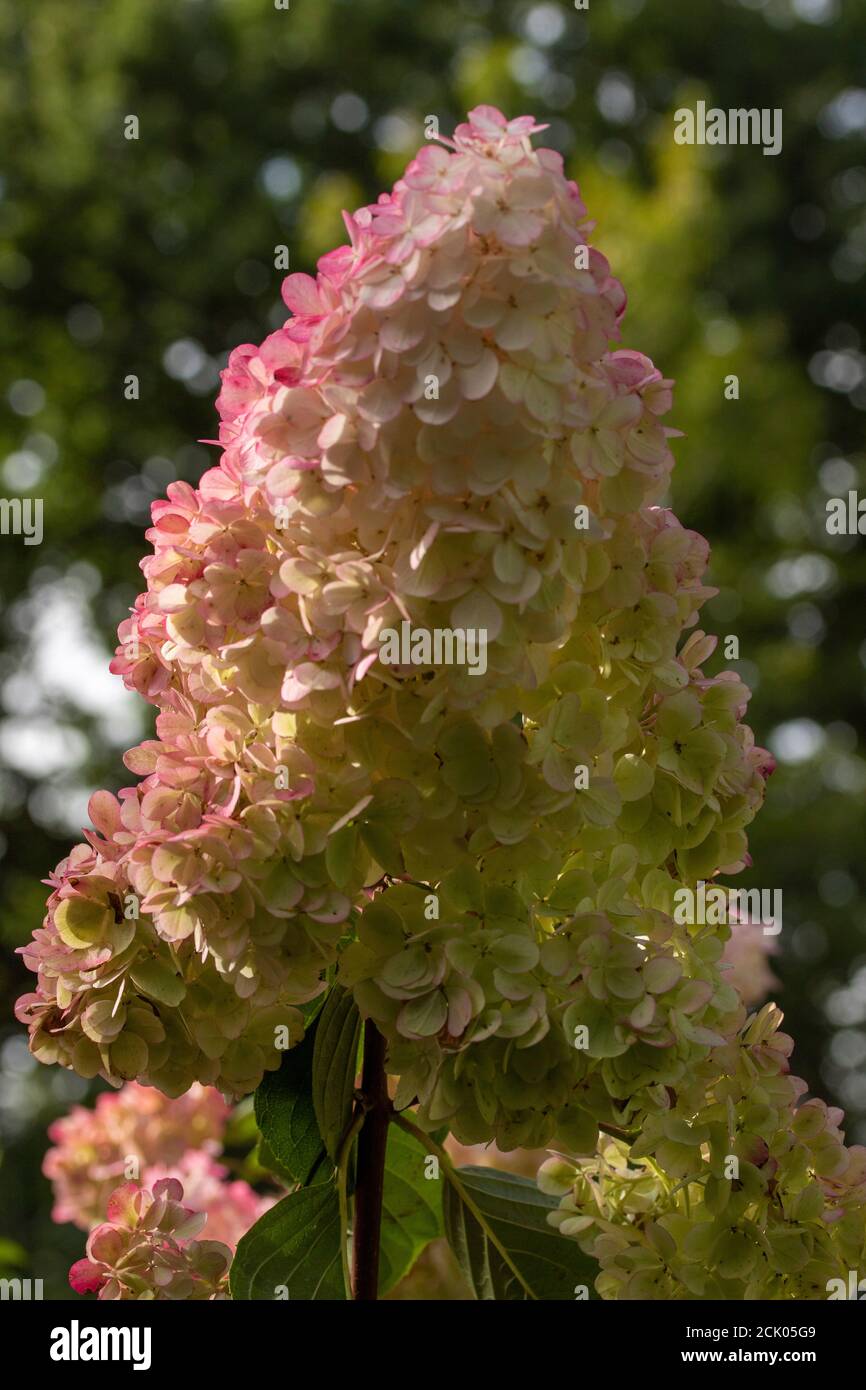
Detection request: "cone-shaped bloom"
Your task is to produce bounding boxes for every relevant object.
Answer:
[16,108,866,1298]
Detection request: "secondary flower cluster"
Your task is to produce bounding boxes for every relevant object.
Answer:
[540,1004,866,1299]
[69,1179,231,1300]
[45,1081,270,1249]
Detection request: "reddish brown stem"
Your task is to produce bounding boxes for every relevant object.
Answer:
[351,1020,389,1300]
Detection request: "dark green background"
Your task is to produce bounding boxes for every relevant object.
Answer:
[1,0,865,1295]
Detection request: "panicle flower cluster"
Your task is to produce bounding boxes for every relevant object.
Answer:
[44,1081,270,1248]
[16,107,768,1105]
[69,1178,231,1300]
[15,105,866,1297]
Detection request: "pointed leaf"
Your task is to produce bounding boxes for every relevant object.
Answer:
[229,1182,345,1301]
[311,987,362,1163]
[443,1165,599,1300]
[378,1124,444,1295]
[254,1021,325,1185]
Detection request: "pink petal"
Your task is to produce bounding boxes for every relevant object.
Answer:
[281,273,324,316]
[69,1259,106,1295]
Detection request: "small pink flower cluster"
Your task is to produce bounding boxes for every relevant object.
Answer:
[44,1081,270,1249]
[69,1179,231,1300]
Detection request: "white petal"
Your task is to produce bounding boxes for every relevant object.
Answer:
[457,348,499,401]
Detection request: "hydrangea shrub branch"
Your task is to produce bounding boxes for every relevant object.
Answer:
[17,106,866,1300]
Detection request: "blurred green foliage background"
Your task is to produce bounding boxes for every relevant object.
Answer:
[1,0,865,1296]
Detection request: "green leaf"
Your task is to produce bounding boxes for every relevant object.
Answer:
[256,1139,299,1185]
[378,1124,443,1295]
[443,1165,599,1300]
[230,1181,345,1301]
[311,986,362,1163]
[254,1021,325,1185]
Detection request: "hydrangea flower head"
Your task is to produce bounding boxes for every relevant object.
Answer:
[16,108,764,1111]
[16,103,866,1301]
